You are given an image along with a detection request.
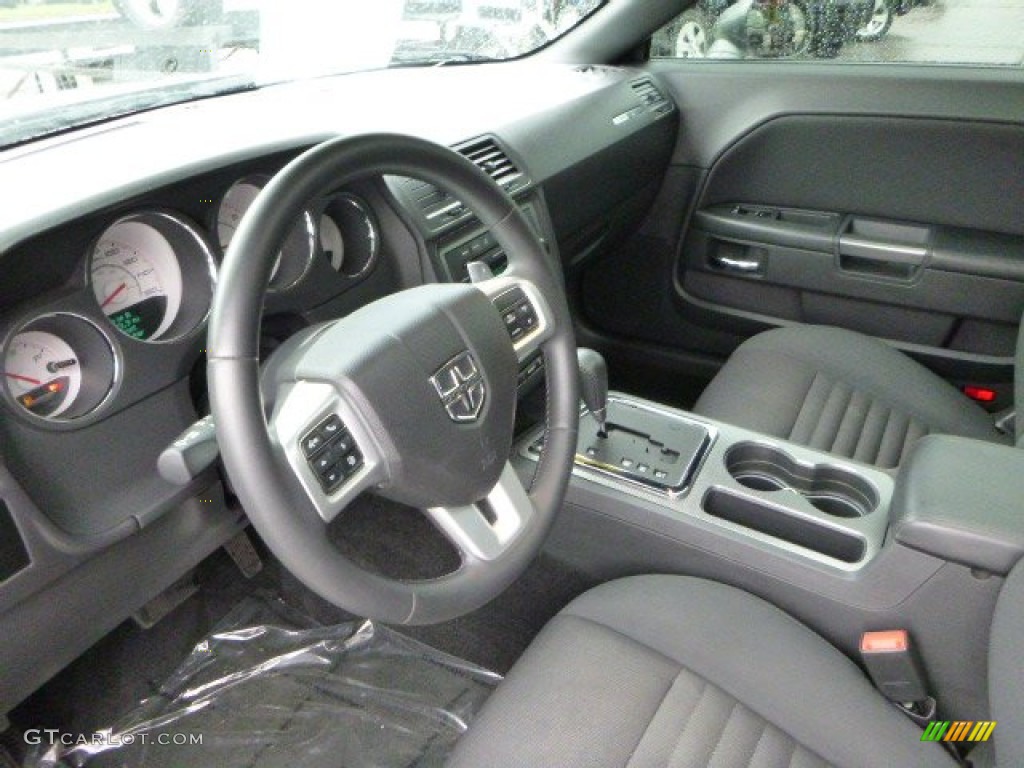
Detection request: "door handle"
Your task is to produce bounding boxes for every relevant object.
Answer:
[838,236,927,266]
[710,253,763,273]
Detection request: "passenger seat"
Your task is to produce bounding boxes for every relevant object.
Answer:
[693,325,1011,469]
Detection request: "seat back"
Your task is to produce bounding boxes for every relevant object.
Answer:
[989,558,1024,765]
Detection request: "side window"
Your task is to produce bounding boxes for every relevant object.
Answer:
[651,0,1023,64]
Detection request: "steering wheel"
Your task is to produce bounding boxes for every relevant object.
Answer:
[206,134,579,625]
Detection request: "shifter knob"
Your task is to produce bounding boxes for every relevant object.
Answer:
[577,348,609,437]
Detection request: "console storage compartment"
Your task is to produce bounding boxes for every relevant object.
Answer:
[892,435,1024,575]
[703,487,866,563]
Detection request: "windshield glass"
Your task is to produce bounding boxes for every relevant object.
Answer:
[0,0,602,147]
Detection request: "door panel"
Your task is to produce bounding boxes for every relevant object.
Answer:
[575,63,1024,408]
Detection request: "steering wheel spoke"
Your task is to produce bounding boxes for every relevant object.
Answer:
[473,275,556,364]
[269,379,386,523]
[426,462,533,562]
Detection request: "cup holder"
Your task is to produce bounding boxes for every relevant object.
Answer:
[724,442,879,518]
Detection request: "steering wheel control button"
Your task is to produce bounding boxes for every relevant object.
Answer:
[493,287,539,344]
[430,351,486,423]
[302,415,344,457]
[302,415,363,493]
[302,431,327,457]
[341,451,362,475]
[320,464,346,492]
[517,353,545,388]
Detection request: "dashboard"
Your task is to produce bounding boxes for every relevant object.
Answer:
[0,60,677,711]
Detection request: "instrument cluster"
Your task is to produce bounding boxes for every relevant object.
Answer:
[2,177,384,425]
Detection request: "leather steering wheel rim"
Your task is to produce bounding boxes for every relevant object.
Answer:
[207,133,579,625]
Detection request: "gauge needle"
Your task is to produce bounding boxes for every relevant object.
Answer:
[4,372,42,385]
[46,358,77,373]
[101,282,127,308]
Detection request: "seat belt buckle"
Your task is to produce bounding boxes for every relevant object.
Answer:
[860,630,930,707]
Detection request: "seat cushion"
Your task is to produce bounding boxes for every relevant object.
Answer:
[447,575,956,768]
[694,326,1006,468]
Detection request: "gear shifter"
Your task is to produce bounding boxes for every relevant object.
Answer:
[529,347,710,493]
[577,348,609,437]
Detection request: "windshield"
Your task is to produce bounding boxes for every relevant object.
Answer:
[0,0,602,147]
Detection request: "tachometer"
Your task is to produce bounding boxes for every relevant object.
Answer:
[91,219,183,341]
[216,176,315,291]
[4,330,82,418]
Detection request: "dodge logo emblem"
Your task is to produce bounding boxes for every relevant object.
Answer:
[430,351,486,423]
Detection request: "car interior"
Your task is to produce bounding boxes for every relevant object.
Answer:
[1,0,1023,765]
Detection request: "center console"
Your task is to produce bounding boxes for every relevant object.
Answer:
[525,394,893,571]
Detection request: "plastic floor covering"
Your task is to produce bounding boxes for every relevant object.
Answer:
[24,596,501,768]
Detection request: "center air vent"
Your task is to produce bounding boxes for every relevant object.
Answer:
[394,137,530,232]
[458,137,529,193]
[401,177,463,224]
[630,78,673,116]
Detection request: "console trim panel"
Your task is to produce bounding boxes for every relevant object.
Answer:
[520,393,893,572]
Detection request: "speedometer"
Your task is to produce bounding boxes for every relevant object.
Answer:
[91,220,183,341]
[88,212,217,344]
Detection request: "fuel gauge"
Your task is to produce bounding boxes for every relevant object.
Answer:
[4,330,81,418]
[2,314,117,423]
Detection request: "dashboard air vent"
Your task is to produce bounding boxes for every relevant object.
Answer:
[401,177,463,222]
[395,137,530,231]
[630,78,673,116]
[458,137,529,193]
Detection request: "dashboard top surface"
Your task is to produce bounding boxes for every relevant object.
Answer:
[0,61,638,251]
